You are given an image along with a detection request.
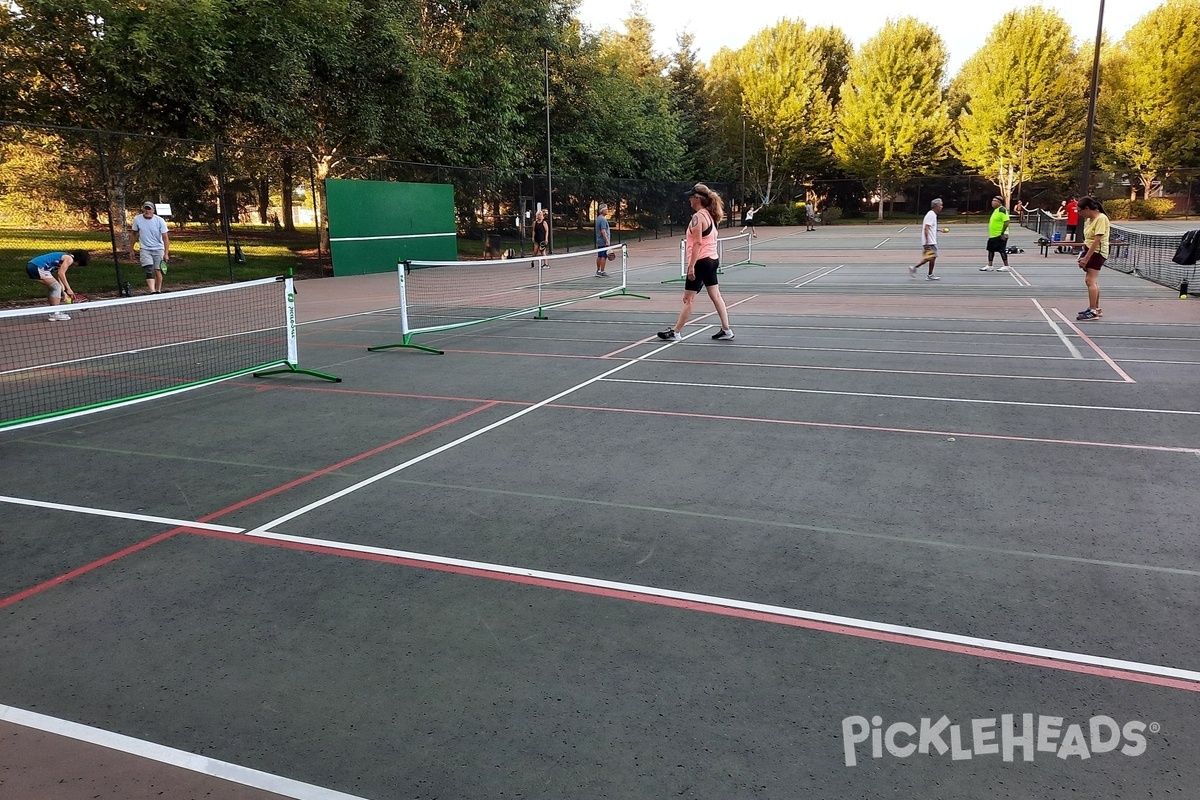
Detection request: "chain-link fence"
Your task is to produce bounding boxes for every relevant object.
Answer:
[3,119,1197,302]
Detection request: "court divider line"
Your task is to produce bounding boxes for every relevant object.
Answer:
[1008,267,1032,287]
[0,496,242,532]
[0,403,500,611]
[791,265,845,287]
[239,329,714,536]
[243,296,763,535]
[1032,299,1083,359]
[1051,308,1137,383]
[0,705,369,800]
[550,403,1200,455]
[647,356,1125,383]
[599,378,1200,417]
[191,528,1200,694]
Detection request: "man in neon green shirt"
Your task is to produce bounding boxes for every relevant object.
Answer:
[980,196,1011,272]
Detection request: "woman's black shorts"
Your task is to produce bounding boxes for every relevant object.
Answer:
[685,257,720,291]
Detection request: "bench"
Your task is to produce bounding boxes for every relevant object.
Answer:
[1037,238,1129,258]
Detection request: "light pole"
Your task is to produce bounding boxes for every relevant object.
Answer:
[741,114,748,212]
[1080,0,1105,195]
[544,48,554,252]
[1017,97,1032,206]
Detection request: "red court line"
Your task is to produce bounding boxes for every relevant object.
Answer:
[0,403,500,609]
[0,530,180,611]
[193,402,501,522]
[192,529,1200,694]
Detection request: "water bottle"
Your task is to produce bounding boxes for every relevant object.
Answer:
[1052,231,1061,242]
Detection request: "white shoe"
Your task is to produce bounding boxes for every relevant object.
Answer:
[48,311,71,321]
[994,265,1011,272]
[926,275,941,281]
[908,265,918,278]
[979,266,994,271]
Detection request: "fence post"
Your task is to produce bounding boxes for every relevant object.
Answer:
[214,142,234,282]
[94,132,126,294]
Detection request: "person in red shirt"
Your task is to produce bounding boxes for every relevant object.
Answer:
[1065,195,1079,240]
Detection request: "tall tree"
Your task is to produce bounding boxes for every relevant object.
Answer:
[668,32,723,180]
[953,7,1085,205]
[1097,0,1200,199]
[723,20,841,203]
[834,18,952,219]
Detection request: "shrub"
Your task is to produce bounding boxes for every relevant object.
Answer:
[820,206,842,224]
[755,204,800,226]
[1144,198,1175,218]
[1104,199,1132,219]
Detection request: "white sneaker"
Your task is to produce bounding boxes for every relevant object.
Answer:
[979,266,994,271]
[926,275,941,281]
[995,265,1011,272]
[908,265,918,278]
[48,311,71,321]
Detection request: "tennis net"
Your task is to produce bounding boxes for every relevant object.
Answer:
[1023,209,1195,290]
[1105,225,1191,289]
[666,231,759,283]
[369,245,642,354]
[0,277,338,431]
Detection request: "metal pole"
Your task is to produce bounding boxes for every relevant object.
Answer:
[544,48,554,253]
[214,142,234,282]
[94,132,126,293]
[1080,0,1104,195]
[1018,98,1031,205]
[741,115,747,212]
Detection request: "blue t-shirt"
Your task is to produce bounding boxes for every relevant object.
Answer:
[595,215,610,247]
[28,252,67,271]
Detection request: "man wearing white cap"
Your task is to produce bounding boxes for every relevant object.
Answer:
[131,201,170,293]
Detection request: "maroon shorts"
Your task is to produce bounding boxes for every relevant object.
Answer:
[1080,252,1107,271]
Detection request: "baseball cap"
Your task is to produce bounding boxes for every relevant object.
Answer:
[142,201,154,209]
[684,185,710,198]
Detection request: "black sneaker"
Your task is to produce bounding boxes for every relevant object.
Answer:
[657,329,680,340]
[711,329,735,341]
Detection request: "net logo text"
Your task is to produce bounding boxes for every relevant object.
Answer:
[841,714,1154,767]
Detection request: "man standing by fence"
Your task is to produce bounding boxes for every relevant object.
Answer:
[131,201,169,294]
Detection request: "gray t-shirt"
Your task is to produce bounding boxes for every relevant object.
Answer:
[595,215,610,247]
[132,214,169,251]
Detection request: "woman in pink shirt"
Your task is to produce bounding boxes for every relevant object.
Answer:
[657,183,735,341]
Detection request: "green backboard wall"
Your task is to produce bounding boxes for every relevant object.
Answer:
[326,179,457,276]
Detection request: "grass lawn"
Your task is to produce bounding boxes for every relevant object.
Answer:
[0,225,323,306]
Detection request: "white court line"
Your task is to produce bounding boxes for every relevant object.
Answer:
[785,265,834,285]
[241,327,718,535]
[1052,309,1136,383]
[0,705,369,800]
[649,357,1124,383]
[897,226,909,233]
[1032,299,1083,359]
[227,529,1200,686]
[872,238,892,249]
[0,495,243,532]
[696,341,1092,363]
[601,378,1200,417]
[1008,266,1032,287]
[791,265,845,287]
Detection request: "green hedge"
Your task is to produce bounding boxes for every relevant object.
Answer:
[754,204,800,226]
[1103,198,1177,219]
